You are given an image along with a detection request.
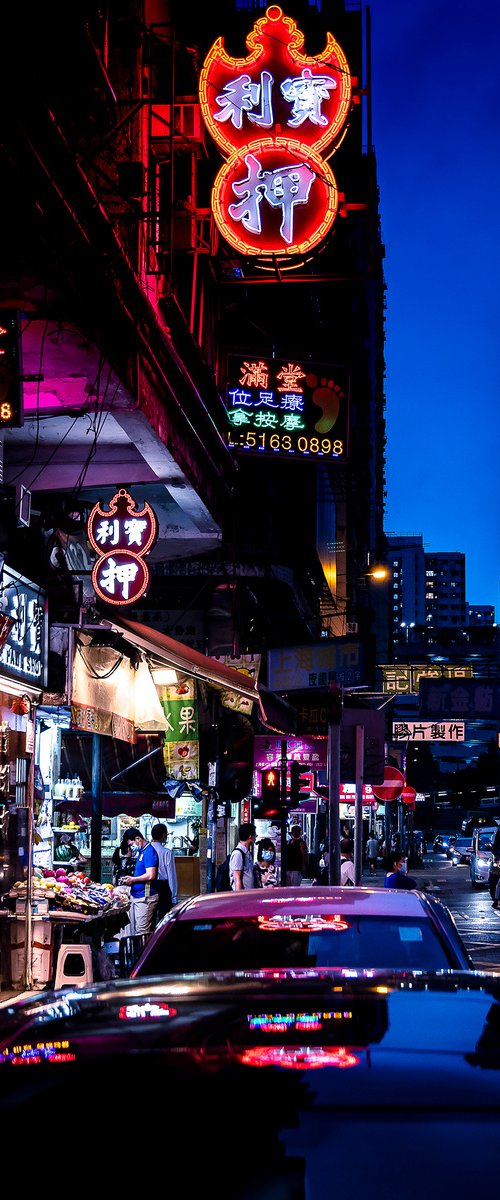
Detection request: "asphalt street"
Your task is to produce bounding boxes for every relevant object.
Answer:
[367,850,500,972]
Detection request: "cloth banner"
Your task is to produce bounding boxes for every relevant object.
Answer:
[160,679,199,780]
[71,634,168,744]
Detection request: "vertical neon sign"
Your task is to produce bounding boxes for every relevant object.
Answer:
[199,5,353,257]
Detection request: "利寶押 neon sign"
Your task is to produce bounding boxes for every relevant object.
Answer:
[199,5,353,258]
[87,488,158,607]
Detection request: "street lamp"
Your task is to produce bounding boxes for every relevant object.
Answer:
[368,565,390,583]
[400,621,415,643]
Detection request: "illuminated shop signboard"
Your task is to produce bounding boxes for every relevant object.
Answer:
[381,663,473,695]
[0,567,47,686]
[0,309,23,427]
[392,721,465,742]
[87,488,158,607]
[199,5,352,257]
[226,355,348,460]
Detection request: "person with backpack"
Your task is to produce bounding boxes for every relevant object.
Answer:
[229,822,257,891]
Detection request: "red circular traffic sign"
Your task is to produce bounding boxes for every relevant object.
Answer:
[371,766,404,803]
[401,785,417,807]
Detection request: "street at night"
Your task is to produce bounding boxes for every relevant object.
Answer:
[365,848,500,973]
[0,3,498,1187]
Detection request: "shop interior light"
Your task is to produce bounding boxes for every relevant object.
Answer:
[151,665,178,686]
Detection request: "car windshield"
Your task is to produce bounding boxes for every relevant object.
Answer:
[478,834,494,851]
[137,915,454,974]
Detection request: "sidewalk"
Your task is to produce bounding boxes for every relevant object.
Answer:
[0,988,40,1007]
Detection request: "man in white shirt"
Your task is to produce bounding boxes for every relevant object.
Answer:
[150,824,178,920]
[366,834,379,876]
[230,823,257,891]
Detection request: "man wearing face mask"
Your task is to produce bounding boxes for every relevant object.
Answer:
[384,851,417,890]
[121,827,159,933]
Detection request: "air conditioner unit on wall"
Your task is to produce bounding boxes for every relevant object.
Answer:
[346,622,358,634]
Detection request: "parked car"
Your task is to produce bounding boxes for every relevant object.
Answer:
[469,827,496,888]
[130,886,472,976]
[433,833,457,854]
[1,969,500,1194]
[451,837,473,866]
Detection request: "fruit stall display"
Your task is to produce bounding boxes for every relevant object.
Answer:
[10,868,130,918]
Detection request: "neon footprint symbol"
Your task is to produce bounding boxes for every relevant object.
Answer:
[307,373,344,434]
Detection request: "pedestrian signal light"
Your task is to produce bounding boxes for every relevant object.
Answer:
[256,767,282,819]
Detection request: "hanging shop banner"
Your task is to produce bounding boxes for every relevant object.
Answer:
[71,634,168,744]
[268,640,363,691]
[381,663,473,695]
[199,5,352,258]
[213,652,261,713]
[419,678,500,721]
[87,488,158,607]
[392,720,466,742]
[160,680,199,780]
[0,566,47,688]
[226,356,348,462]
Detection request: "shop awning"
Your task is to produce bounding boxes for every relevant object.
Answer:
[102,614,297,734]
[104,615,260,704]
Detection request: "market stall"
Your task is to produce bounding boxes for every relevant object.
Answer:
[5,868,130,988]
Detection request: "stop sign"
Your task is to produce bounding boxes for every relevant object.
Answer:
[401,785,417,807]
[371,766,404,802]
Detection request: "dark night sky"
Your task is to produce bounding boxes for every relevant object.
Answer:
[369,0,500,612]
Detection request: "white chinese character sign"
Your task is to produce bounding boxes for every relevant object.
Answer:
[0,567,47,686]
[87,488,158,607]
[226,354,348,460]
[199,5,353,258]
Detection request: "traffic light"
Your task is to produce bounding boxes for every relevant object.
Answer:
[254,767,282,819]
[289,760,309,807]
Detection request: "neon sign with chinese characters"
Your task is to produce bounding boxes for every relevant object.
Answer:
[200,5,353,258]
[87,488,158,607]
[0,310,23,427]
[226,355,348,459]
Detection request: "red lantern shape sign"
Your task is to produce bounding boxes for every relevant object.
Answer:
[87,488,158,607]
[200,5,351,158]
[199,5,353,259]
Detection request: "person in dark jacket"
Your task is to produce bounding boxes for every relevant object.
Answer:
[286,824,308,886]
[384,852,417,890]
